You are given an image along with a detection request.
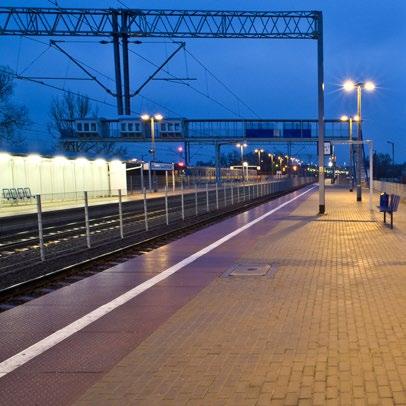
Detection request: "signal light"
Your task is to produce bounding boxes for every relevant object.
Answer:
[175,162,186,171]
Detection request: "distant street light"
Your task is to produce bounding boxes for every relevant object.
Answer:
[236,143,248,165]
[176,145,184,161]
[268,153,274,175]
[236,143,247,180]
[254,148,264,167]
[340,114,359,192]
[141,113,163,192]
[343,79,375,201]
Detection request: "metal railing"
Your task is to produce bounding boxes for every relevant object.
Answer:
[0,177,314,268]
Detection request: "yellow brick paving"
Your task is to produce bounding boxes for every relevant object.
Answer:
[75,186,406,405]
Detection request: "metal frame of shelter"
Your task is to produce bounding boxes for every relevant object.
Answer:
[0,7,326,212]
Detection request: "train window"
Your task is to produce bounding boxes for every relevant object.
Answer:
[91,123,97,132]
[77,122,83,131]
[160,123,167,132]
[168,123,173,131]
[121,122,126,131]
[174,123,180,131]
[128,123,133,132]
[84,123,90,131]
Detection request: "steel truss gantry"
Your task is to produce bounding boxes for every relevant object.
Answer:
[0,6,326,212]
[0,8,318,38]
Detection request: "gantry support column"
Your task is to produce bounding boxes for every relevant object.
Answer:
[316,11,325,214]
[112,11,123,116]
[121,12,131,116]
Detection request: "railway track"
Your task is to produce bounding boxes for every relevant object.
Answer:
[0,182,314,312]
[0,192,207,256]
[0,202,195,255]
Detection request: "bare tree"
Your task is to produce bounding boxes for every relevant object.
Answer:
[49,92,126,156]
[0,66,28,146]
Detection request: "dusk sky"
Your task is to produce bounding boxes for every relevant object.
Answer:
[1,0,405,164]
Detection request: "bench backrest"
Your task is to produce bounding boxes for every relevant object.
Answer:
[17,188,25,199]
[2,188,11,200]
[24,187,32,199]
[389,194,401,212]
[9,188,18,199]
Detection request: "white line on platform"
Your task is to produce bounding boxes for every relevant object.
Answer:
[0,185,317,379]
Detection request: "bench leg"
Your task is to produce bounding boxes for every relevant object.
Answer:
[391,213,393,229]
[384,212,386,224]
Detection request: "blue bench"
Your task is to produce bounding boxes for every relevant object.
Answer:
[377,193,400,229]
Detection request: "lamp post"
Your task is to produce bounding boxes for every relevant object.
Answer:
[343,80,375,201]
[236,142,247,180]
[254,148,264,168]
[387,141,395,176]
[268,153,274,175]
[177,145,184,160]
[340,114,360,192]
[236,143,247,164]
[141,113,163,192]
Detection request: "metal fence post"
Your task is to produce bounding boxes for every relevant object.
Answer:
[84,191,91,248]
[195,184,198,216]
[140,164,144,193]
[181,182,185,220]
[165,170,169,191]
[206,183,209,212]
[118,189,124,239]
[165,185,169,225]
[215,183,219,210]
[231,183,234,205]
[172,168,175,192]
[248,183,251,200]
[143,188,149,231]
[223,184,227,207]
[237,184,240,203]
[36,194,45,261]
[148,165,152,192]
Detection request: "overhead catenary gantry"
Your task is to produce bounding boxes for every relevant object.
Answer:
[0,7,326,213]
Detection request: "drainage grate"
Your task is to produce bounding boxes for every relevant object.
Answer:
[224,262,272,277]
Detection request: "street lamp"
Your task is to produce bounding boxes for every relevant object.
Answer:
[236,143,247,180]
[254,148,264,167]
[141,113,163,192]
[268,153,274,175]
[236,143,247,165]
[340,114,360,192]
[343,80,375,201]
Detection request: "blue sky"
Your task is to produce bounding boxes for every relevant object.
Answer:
[1,0,405,164]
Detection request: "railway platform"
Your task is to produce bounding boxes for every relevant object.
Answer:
[0,184,405,405]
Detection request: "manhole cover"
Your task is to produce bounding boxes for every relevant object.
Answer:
[226,262,272,277]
